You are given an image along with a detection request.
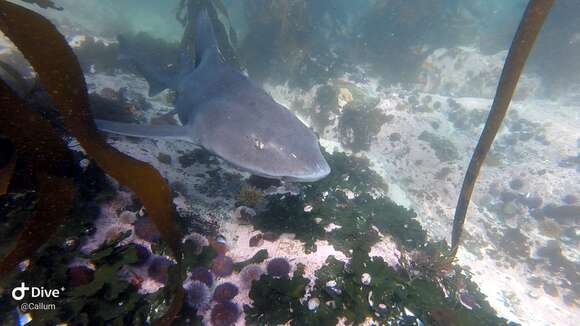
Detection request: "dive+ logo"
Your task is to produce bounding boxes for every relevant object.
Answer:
[11,282,62,301]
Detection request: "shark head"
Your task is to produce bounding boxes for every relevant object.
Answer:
[192,96,331,182]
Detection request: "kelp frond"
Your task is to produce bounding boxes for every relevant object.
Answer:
[0,1,185,324]
[0,77,75,276]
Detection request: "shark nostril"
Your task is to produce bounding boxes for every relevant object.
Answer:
[253,138,264,150]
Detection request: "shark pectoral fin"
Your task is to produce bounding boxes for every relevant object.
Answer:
[95,119,192,141]
[158,109,178,118]
[146,76,169,97]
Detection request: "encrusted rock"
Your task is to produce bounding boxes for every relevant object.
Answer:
[249,233,264,247]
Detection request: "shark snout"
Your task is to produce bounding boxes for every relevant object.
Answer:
[284,157,331,182]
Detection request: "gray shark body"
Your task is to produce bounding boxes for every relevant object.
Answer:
[96,11,330,182]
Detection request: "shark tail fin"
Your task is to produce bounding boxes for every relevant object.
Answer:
[194,10,221,67]
[95,119,191,141]
[117,35,178,97]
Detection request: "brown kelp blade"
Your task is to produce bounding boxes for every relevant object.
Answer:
[0,0,181,259]
[0,2,184,322]
[0,154,15,196]
[0,175,74,276]
[449,0,554,260]
[0,78,75,276]
[0,60,33,97]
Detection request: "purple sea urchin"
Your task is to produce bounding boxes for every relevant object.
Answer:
[240,264,264,288]
[134,216,161,242]
[130,244,151,266]
[563,194,578,205]
[211,255,234,277]
[509,177,524,190]
[210,301,240,326]
[183,232,209,255]
[67,265,94,287]
[267,257,291,277]
[190,266,214,287]
[148,256,173,283]
[185,280,211,309]
[212,282,239,302]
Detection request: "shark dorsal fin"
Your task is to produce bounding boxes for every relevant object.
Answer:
[194,10,223,68]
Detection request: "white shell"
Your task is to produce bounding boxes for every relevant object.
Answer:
[308,298,320,310]
[326,280,337,287]
[361,273,372,285]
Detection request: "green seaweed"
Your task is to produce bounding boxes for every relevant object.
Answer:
[244,271,310,325]
[245,251,509,325]
[252,151,420,256]
[234,249,269,272]
[312,85,339,132]
[305,151,387,194]
[338,98,387,152]
[183,241,218,271]
[0,230,155,325]
[253,194,325,253]
[62,244,148,324]
[69,237,137,300]
[246,149,509,324]
[326,208,381,257]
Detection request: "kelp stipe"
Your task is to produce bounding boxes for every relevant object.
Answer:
[448,0,555,261]
[0,1,184,324]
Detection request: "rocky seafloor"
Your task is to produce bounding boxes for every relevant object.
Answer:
[1,25,579,326]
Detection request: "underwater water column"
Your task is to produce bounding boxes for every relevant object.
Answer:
[449,0,555,259]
